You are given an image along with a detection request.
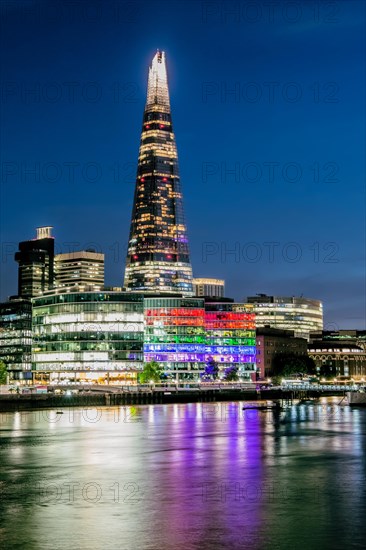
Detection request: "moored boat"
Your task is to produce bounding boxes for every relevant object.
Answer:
[243,401,283,411]
[347,391,366,406]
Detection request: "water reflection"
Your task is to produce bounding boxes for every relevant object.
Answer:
[0,399,365,549]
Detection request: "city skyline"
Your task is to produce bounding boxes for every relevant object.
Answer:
[1,0,365,328]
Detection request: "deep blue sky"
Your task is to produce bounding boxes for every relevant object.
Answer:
[1,0,365,328]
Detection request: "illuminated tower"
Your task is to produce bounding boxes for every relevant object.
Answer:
[124,51,193,295]
[15,226,55,298]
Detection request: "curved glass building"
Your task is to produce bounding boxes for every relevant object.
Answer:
[32,292,144,384]
[247,294,323,340]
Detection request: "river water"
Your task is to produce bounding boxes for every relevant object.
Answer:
[1,397,366,550]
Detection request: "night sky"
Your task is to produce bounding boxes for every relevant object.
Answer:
[1,0,365,328]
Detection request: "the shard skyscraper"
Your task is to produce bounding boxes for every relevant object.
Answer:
[124,51,193,295]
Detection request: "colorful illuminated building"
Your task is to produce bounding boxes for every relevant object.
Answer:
[143,296,206,381]
[204,299,257,379]
[124,51,193,295]
[143,296,257,381]
[32,291,144,384]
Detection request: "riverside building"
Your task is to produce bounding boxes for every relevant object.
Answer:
[308,333,366,379]
[247,294,323,340]
[204,299,257,380]
[0,298,32,382]
[143,295,206,382]
[31,291,144,384]
[255,327,308,378]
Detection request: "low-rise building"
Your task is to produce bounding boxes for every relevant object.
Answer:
[308,332,366,378]
[143,295,206,382]
[256,326,308,378]
[193,278,225,298]
[143,296,256,382]
[310,330,366,352]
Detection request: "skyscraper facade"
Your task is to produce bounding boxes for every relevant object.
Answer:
[124,51,193,295]
[15,226,55,298]
[55,250,105,291]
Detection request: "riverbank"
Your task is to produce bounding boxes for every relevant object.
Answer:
[0,389,257,411]
[0,387,349,412]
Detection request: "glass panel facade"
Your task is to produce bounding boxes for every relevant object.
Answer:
[247,295,323,340]
[32,292,144,380]
[204,302,256,377]
[143,298,257,380]
[124,51,193,295]
[0,299,32,379]
[30,293,257,383]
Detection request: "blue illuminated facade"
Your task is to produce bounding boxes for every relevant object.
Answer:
[143,296,256,381]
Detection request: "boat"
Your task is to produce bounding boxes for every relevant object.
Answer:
[347,390,366,406]
[243,401,283,411]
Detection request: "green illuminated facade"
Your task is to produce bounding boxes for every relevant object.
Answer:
[143,297,257,381]
[144,296,206,381]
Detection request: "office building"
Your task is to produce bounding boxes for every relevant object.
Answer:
[247,294,323,340]
[124,51,193,295]
[32,291,144,384]
[143,295,206,381]
[55,250,104,291]
[193,278,225,298]
[204,299,257,380]
[0,298,32,382]
[256,326,308,378]
[15,226,55,298]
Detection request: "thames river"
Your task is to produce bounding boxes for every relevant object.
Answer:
[1,397,366,550]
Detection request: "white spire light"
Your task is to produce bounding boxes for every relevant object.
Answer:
[146,50,170,108]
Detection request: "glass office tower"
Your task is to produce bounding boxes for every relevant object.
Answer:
[124,51,193,295]
[15,226,55,298]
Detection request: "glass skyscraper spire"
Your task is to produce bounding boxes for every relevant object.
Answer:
[124,51,193,295]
